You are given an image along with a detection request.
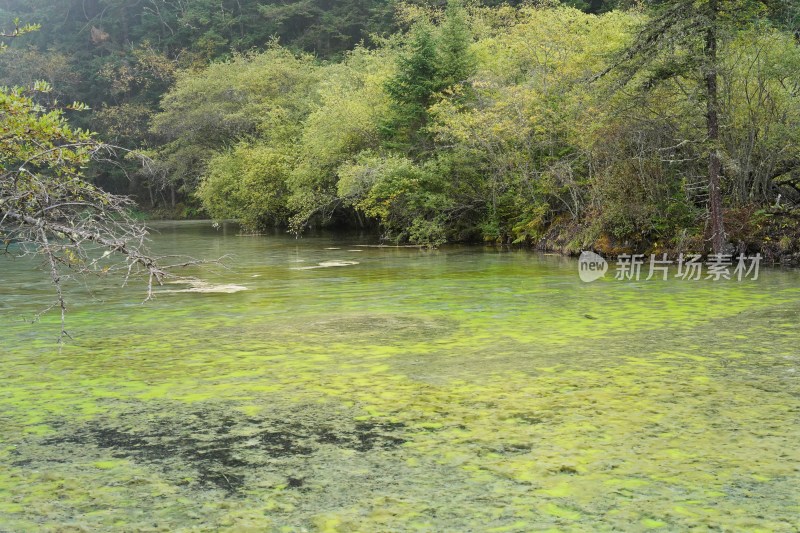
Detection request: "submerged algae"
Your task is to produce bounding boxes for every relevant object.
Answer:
[0,221,799,531]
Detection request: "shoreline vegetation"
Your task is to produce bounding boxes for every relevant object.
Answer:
[142,209,800,265]
[3,0,799,261]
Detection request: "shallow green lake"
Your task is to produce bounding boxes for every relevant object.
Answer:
[1,221,799,531]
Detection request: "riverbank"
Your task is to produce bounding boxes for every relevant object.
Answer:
[529,206,800,266]
[138,202,800,265]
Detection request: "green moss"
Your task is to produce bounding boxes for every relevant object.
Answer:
[92,461,124,470]
[1,226,799,530]
[641,518,668,528]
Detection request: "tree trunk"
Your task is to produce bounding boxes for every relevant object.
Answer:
[121,4,129,45]
[705,0,726,254]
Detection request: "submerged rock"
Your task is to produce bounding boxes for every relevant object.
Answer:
[291,260,359,270]
[160,280,248,294]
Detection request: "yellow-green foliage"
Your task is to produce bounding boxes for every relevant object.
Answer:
[152,3,800,247]
[287,47,395,230]
[721,28,800,202]
[336,153,451,244]
[303,48,394,167]
[151,45,319,193]
[0,87,94,172]
[153,45,318,143]
[430,7,642,241]
[198,143,292,229]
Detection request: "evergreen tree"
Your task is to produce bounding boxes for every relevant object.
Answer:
[384,21,441,149]
[384,0,475,151]
[604,0,787,253]
[438,0,475,91]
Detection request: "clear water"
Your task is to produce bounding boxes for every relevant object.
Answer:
[1,221,798,531]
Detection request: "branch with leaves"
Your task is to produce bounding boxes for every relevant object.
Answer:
[0,18,40,51]
[0,86,200,340]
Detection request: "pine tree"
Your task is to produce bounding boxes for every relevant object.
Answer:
[602,0,786,253]
[385,20,441,139]
[438,0,475,91]
[384,0,475,151]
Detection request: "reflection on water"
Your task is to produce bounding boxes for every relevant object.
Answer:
[1,221,799,531]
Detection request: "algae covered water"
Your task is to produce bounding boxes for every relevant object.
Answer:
[1,221,799,531]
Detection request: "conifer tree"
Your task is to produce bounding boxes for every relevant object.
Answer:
[604,0,789,252]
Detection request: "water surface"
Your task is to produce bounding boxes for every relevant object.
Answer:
[1,221,799,531]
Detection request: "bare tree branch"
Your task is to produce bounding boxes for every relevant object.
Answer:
[1,87,212,339]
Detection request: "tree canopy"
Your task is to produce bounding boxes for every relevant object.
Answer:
[2,0,799,259]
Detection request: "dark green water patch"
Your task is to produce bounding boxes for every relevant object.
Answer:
[32,403,407,495]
